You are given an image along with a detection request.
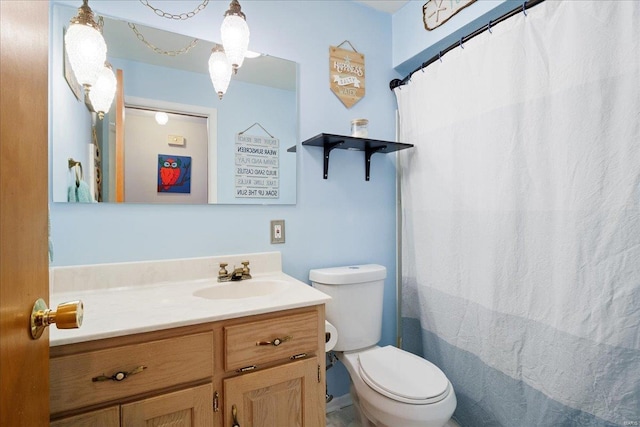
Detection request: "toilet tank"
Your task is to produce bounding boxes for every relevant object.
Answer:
[310,264,386,352]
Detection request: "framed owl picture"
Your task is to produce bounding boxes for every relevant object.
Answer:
[157,154,191,194]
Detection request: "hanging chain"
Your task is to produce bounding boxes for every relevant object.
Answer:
[138,0,209,20]
[128,23,199,56]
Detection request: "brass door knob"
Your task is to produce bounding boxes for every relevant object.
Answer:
[30,298,83,339]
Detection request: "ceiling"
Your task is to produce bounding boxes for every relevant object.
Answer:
[355,0,411,14]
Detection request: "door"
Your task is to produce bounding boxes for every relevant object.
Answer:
[0,1,50,425]
[121,383,214,426]
[223,357,323,427]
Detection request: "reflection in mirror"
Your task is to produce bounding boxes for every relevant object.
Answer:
[50,3,297,205]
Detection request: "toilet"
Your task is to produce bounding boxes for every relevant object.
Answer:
[310,264,456,427]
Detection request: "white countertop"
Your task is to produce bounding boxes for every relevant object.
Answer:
[49,253,330,347]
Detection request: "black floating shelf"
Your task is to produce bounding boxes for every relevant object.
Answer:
[301,133,414,181]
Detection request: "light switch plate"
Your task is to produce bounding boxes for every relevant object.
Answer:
[270,219,285,244]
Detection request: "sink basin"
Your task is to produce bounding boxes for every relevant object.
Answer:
[193,279,291,300]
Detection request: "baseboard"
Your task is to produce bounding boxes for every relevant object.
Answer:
[326,393,353,413]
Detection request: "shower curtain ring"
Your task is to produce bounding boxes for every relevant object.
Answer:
[487,20,492,33]
[460,37,464,49]
[522,3,527,16]
[438,51,442,62]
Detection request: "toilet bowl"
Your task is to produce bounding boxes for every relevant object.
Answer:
[310,264,456,427]
[338,346,456,427]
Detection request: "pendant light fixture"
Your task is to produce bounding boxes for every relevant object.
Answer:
[88,63,116,120]
[64,0,107,91]
[208,44,233,100]
[220,0,250,74]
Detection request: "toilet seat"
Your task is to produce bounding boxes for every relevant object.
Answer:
[357,346,450,404]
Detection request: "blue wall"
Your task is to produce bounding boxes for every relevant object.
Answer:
[50,0,400,400]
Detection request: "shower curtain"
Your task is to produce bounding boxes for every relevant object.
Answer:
[395,1,639,426]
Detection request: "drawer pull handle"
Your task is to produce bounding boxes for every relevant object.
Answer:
[231,404,240,427]
[256,335,292,347]
[92,365,147,382]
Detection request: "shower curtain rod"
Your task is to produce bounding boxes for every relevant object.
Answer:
[389,0,546,91]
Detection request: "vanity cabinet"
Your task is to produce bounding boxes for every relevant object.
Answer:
[49,305,326,427]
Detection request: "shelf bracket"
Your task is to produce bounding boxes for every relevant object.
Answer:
[323,141,344,179]
[365,145,386,181]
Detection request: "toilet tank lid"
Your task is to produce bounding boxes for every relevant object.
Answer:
[309,264,386,285]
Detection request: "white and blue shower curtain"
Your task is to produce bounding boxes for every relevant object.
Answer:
[395,1,639,426]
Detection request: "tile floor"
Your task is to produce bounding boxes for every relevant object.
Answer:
[326,403,358,427]
[326,404,460,427]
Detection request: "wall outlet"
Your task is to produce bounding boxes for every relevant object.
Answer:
[270,219,285,244]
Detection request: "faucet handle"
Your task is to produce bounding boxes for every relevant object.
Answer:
[241,260,251,278]
[219,262,228,275]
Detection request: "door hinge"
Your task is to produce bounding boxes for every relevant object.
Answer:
[213,391,219,412]
[318,364,321,383]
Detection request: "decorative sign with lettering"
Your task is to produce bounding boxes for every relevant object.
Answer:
[330,45,365,109]
[235,134,280,199]
[423,0,476,31]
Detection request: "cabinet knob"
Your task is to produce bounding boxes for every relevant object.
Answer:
[92,365,147,383]
[256,335,292,347]
[30,298,83,339]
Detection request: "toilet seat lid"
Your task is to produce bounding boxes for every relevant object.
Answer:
[357,346,450,404]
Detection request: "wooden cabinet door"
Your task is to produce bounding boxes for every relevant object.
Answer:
[223,357,324,427]
[50,406,119,427]
[121,383,213,426]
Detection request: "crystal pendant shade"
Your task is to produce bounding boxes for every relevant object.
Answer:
[64,1,107,89]
[88,63,116,119]
[208,46,233,100]
[221,1,250,73]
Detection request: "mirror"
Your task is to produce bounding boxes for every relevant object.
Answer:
[51,4,297,204]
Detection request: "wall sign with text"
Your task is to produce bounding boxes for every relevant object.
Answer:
[329,45,365,109]
[423,0,476,31]
[234,134,279,199]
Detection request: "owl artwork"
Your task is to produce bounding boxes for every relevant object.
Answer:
[157,154,191,193]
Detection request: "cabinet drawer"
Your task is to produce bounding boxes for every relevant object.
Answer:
[50,332,213,415]
[224,311,318,371]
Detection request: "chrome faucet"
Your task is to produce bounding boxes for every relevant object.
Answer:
[218,261,251,282]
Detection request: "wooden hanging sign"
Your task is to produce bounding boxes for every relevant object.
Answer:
[423,0,476,31]
[330,44,365,109]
